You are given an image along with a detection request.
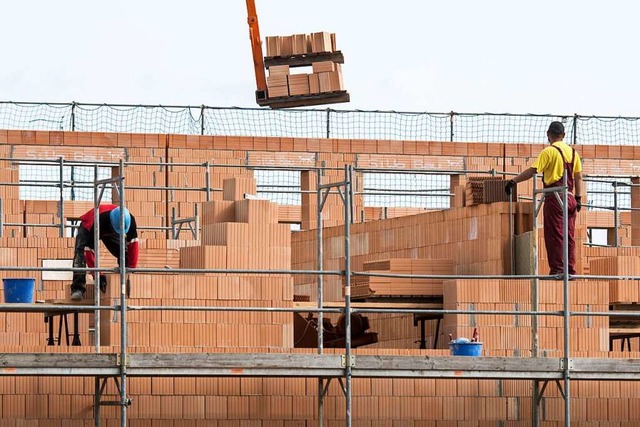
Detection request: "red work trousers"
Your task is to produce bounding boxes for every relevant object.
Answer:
[543,193,577,275]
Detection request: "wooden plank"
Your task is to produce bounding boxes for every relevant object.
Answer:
[264,51,344,69]
[355,355,561,372]
[258,91,350,109]
[0,353,117,368]
[3,353,640,381]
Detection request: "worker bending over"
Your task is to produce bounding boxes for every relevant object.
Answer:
[505,121,583,276]
[71,205,139,300]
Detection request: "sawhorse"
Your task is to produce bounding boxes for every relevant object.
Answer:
[413,313,443,350]
[44,310,81,346]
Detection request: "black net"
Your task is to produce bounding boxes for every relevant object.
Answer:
[74,105,201,134]
[329,110,451,141]
[363,173,451,209]
[575,116,640,146]
[19,164,112,201]
[584,176,631,212]
[0,102,73,131]
[453,114,576,143]
[0,102,639,145]
[254,169,301,205]
[203,108,326,138]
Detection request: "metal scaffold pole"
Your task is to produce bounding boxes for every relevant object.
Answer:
[561,172,571,427]
[316,168,325,427]
[93,164,102,427]
[118,160,130,426]
[532,177,540,427]
[343,165,353,427]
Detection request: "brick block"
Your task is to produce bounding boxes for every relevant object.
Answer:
[223,177,257,201]
[201,223,250,246]
[269,65,290,75]
[201,200,235,225]
[310,32,332,53]
[235,199,280,224]
[312,61,336,73]
[265,36,280,57]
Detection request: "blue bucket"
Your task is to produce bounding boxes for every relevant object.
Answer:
[450,342,483,356]
[3,278,35,303]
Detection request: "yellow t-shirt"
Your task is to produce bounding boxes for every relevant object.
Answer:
[531,141,582,186]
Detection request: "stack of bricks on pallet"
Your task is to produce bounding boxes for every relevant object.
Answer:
[346,258,454,298]
[589,256,640,303]
[265,31,336,57]
[267,62,344,98]
[265,31,343,99]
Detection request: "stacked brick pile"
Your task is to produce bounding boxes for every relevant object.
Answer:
[265,32,336,57]
[293,202,528,302]
[100,177,294,349]
[347,258,454,298]
[265,31,344,98]
[267,62,344,99]
[589,256,640,304]
[442,279,610,353]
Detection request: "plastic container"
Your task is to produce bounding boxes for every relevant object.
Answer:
[3,278,35,303]
[449,341,483,356]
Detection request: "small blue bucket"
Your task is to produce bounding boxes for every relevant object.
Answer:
[450,342,483,356]
[3,278,35,303]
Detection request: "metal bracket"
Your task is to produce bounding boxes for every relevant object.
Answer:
[116,354,129,367]
[559,358,574,370]
[341,355,355,368]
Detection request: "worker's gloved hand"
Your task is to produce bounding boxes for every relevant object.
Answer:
[99,275,107,294]
[575,196,582,212]
[504,180,516,196]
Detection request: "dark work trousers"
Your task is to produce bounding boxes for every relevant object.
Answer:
[71,226,125,293]
[543,193,577,275]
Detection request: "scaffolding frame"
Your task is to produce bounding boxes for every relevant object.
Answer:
[1,161,640,426]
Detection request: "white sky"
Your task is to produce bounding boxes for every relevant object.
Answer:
[1,0,639,116]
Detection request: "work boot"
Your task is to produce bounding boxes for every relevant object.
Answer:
[70,289,85,301]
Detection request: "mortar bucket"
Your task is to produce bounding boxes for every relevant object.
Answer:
[449,342,483,356]
[3,278,35,303]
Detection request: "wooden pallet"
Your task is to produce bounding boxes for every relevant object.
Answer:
[258,91,350,109]
[264,51,344,69]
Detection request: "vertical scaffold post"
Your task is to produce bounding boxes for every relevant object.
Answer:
[200,105,205,135]
[0,197,4,238]
[316,167,325,426]
[613,181,619,247]
[326,108,331,139]
[561,172,571,426]
[205,162,211,202]
[93,164,101,427]
[450,111,455,142]
[58,157,65,237]
[71,101,76,131]
[532,177,540,427]
[118,159,130,426]
[343,164,353,427]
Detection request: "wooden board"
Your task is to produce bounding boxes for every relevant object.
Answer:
[258,91,350,109]
[264,51,344,69]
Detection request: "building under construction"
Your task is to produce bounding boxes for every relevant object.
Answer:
[1,104,640,426]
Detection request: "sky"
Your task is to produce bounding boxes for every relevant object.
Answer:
[2,0,639,116]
